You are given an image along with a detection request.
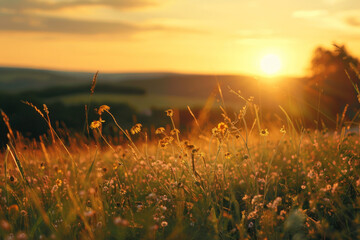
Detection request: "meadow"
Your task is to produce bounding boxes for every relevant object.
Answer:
[1,49,360,239]
[1,84,360,240]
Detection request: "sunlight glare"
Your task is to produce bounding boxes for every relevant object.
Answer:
[260,54,282,76]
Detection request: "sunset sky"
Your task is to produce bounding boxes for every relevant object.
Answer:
[1,0,360,76]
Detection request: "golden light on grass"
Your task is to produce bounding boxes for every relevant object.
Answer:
[260,53,282,76]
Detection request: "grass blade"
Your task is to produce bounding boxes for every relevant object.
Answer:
[85,148,98,181]
[7,144,29,187]
[4,147,9,204]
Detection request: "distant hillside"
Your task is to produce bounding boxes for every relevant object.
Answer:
[0,66,303,98]
[0,67,172,93]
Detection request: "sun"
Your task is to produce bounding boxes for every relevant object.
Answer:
[260,54,282,76]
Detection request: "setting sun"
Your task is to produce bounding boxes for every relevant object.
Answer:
[260,54,282,76]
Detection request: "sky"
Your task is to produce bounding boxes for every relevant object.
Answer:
[1,0,360,77]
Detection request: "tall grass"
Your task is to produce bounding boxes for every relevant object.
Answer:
[0,66,360,239]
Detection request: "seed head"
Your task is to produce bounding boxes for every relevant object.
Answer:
[155,127,165,135]
[98,105,110,115]
[131,123,142,135]
[165,109,173,117]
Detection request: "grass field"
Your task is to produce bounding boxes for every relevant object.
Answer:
[0,90,360,240]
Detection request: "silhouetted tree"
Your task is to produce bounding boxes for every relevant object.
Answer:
[307,44,360,122]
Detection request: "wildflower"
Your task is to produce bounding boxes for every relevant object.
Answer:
[90,120,103,129]
[131,123,142,135]
[260,129,269,137]
[159,136,173,148]
[165,109,173,117]
[161,221,168,227]
[155,127,165,134]
[212,127,219,135]
[217,122,228,134]
[40,162,45,170]
[113,163,120,170]
[98,105,110,115]
[56,179,62,187]
[170,129,180,135]
[280,125,286,134]
[225,152,231,159]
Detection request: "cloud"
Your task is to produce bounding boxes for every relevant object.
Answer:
[337,10,360,27]
[0,0,158,11]
[322,0,344,5]
[0,0,206,35]
[292,9,360,39]
[0,12,203,35]
[0,12,139,34]
[345,16,360,27]
[292,10,328,19]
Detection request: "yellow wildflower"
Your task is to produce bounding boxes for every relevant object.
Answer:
[159,136,174,148]
[280,125,286,134]
[260,129,269,137]
[170,129,180,135]
[90,120,103,129]
[217,122,228,134]
[212,127,219,135]
[225,152,232,159]
[56,179,62,187]
[131,123,142,135]
[98,105,110,115]
[155,127,165,135]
